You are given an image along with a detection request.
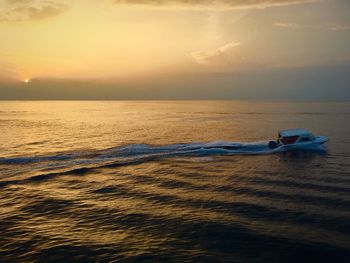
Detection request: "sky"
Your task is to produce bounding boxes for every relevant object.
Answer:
[0,0,349,99]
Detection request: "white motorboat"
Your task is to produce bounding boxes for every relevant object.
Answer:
[268,129,328,149]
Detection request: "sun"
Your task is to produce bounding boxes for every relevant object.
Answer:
[24,78,30,83]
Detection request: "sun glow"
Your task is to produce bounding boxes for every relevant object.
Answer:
[24,78,30,83]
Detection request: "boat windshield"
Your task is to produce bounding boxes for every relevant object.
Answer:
[279,136,299,145]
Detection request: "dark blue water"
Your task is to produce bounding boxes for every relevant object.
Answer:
[0,101,349,262]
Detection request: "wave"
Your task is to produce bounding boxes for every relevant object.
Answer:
[0,140,327,181]
[0,140,327,165]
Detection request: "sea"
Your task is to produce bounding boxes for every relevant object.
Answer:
[0,100,349,262]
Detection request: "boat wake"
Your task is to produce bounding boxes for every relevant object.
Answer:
[0,141,327,181]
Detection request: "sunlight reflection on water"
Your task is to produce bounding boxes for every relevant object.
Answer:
[0,101,349,262]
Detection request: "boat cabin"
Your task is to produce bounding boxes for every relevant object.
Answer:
[278,129,314,145]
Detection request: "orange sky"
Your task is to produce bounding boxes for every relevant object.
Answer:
[0,0,349,100]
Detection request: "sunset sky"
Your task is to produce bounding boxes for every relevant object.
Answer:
[0,0,349,99]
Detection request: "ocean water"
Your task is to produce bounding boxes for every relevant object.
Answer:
[0,100,349,262]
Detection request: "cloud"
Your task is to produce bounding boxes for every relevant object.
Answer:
[273,22,299,28]
[274,22,350,31]
[110,0,318,9]
[0,0,68,22]
[190,42,261,71]
[191,42,241,65]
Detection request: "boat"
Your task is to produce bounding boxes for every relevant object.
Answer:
[268,129,328,149]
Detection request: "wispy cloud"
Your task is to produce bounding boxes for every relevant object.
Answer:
[274,22,350,31]
[190,42,261,71]
[191,42,241,65]
[110,0,318,10]
[273,22,299,28]
[0,0,68,22]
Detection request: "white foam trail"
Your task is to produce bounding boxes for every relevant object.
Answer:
[0,141,327,178]
[1,140,327,165]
